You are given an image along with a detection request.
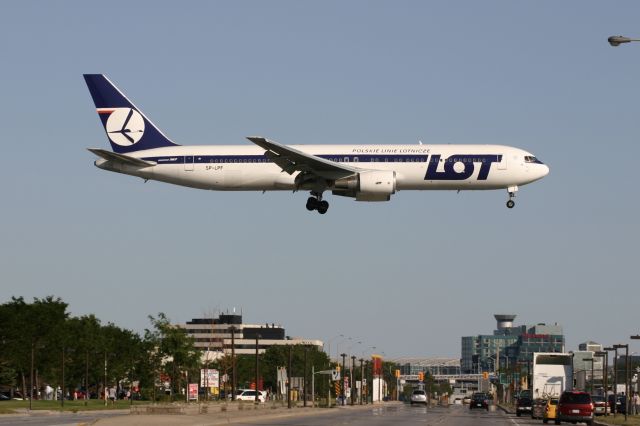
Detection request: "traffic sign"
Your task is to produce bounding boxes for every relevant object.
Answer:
[331,369,341,381]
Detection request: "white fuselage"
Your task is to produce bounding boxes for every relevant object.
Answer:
[94,144,549,193]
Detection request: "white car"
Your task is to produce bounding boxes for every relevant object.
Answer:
[235,389,266,403]
[410,389,427,405]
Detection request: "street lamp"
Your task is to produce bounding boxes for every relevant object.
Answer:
[614,344,629,421]
[631,336,640,404]
[584,358,594,394]
[254,334,260,404]
[608,35,640,47]
[594,351,607,407]
[340,353,347,405]
[324,334,342,360]
[605,346,618,416]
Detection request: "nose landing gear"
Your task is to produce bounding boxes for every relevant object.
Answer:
[306,192,329,214]
[506,185,518,209]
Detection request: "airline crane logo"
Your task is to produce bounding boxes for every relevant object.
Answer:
[99,107,145,146]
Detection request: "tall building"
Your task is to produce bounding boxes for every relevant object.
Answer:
[573,341,603,387]
[461,314,565,374]
[177,312,322,358]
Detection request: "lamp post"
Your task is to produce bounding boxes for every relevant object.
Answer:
[61,347,65,408]
[614,344,629,421]
[230,326,236,401]
[104,351,108,407]
[287,345,292,409]
[340,353,347,405]
[584,358,594,394]
[304,345,309,407]
[324,334,342,362]
[631,335,640,410]
[594,351,607,402]
[254,334,260,404]
[608,35,640,46]
[359,358,364,405]
[604,347,615,416]
[606,346,618,416]
[84,350,89,407]
[351,356,356,406]
[29,341,34,411]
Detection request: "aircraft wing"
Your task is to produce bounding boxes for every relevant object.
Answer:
[88,148,156,167]
[246,136,357,179]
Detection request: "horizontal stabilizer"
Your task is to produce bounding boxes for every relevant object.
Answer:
[88,148,156,167]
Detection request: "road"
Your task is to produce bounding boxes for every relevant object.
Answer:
[0,404,585,426]
[0,410,127,426]
[232,403,549,426]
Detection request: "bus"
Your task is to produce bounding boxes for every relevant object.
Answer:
[531,353,573,400]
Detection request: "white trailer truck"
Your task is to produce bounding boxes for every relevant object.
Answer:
[531,352,573,400]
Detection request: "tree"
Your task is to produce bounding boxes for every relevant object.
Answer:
[259,345,330,396]
[145,313,199,399]
[0,296,68,398]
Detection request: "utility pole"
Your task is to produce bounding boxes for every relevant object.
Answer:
[61,347,65,407]
[613,344,629,421]
[359,358,364,405]
[104,352,107,407]
[255,334,260,404]
[311,365,315,408]
[340,353,347,405]
[29,341,34,411]
[613,346,619,416]
[303,346,308,407]
[85,351,89,407]
[351,356,356,405]
[287,345,292,409]
[604,347,615,416]
[231,326,236,401]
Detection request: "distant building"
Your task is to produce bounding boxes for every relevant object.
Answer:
[461,314,565,374]
[390,357,461,376]
[177,312,322,359]
[572,341,604,390]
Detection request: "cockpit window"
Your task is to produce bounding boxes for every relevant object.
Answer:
[524,155,543,164]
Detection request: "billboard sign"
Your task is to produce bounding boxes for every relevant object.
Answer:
[188,383,198,401]
[200,369,219,388]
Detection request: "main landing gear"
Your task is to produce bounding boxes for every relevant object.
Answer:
[306,192,329,214]
[506,185,518,209]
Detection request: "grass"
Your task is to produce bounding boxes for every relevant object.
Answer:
[596,414,640,425]
[0,399,147,413]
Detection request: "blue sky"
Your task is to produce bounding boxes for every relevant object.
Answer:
[1,1,640,358]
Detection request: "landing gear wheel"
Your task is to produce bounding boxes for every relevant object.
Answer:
[306,197,318,211]
[506,199,515,209]
[317,200,329,214]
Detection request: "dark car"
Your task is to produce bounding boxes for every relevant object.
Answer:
[516,395,533,417]
[607,394,626,414]
[469,392,490,410]
[531,398,548,419]
[555,391,593,425]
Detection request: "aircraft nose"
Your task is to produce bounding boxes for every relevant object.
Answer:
[541,164,550,177]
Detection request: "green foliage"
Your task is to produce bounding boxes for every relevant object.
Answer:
[0,297,197,402]
[145,313,199,397]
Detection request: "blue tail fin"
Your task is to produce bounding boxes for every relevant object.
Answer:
[83,74,178,153]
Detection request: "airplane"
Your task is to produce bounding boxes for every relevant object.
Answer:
[84,74,549,214]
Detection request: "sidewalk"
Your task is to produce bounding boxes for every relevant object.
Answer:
[95,401,394,426]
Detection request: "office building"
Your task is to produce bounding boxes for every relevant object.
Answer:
[461,314,565,374]
[177,312,322,359]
